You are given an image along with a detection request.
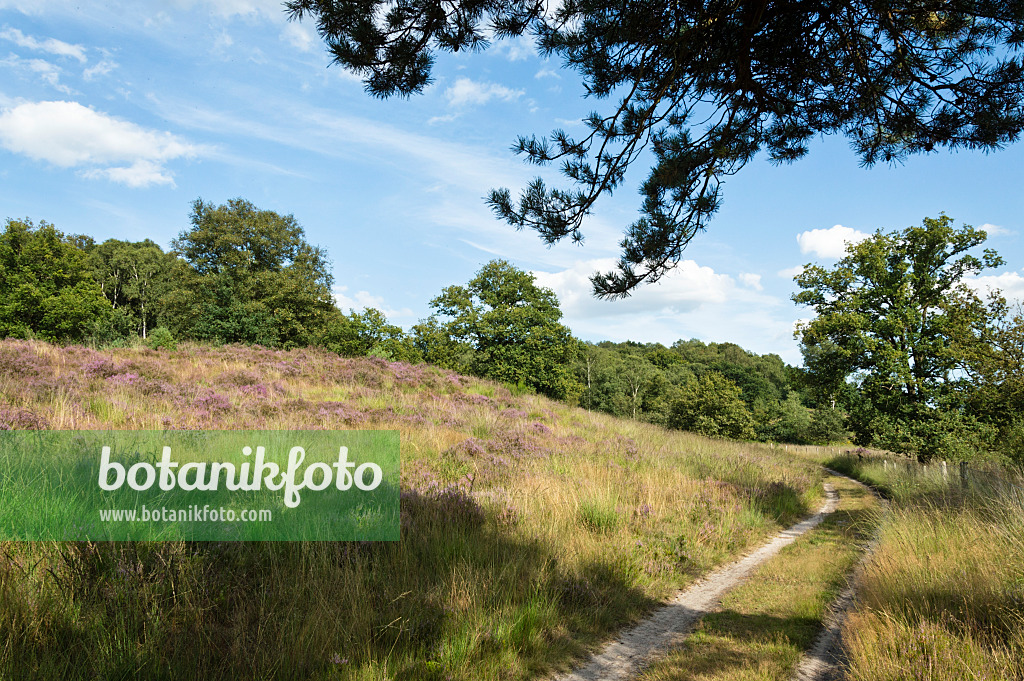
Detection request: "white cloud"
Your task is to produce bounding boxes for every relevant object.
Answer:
[964,269,1024,303]
[491,35,535,61]
[979,223,1014,237]
[796,224,870,259]
[535,67,561,80]
[427,113,459,125]
[1,0,286,21]
[154,95,528,191]
[165,0,287,19]
[81,160,176,188]
[83,59,117,80]
[0,100,199,187]
[445,77,524,108]
[0,27,86,62]
[281,21,315,52]
[532,258,801,363]
[535,258,737,318]
[333,287,414,322]
[778,265,805,279]
[203,0,285,17]
[554,117,584,127]
[212,30,234,55]
[738,273,763,290]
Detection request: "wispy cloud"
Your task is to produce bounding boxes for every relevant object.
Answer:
[151,93,531,192]
[738,273,763,290]
[777,265,805,279]
[281,21,316,52]
[0,27,86,62]
[979,222,1015,237]
[83,58,117,80]
[1,54,74,94]
[445,77,524,108]
[490,35,535,62]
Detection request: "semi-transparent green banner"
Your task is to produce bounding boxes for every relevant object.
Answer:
[0,430,399,541]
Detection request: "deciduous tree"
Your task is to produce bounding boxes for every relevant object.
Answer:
[417,259,582,400]
[0,219,109,342]
[165,198,336,347]
[669,371,757,440]
[90,239,176,339]
[794,214,1002,459]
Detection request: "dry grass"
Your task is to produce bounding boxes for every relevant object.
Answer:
[0,339,825,681]
[824,455,1024,681]
[637,475,878,681]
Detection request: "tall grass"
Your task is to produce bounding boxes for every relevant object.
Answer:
[825,454,1024,681]
[638,475,879,681]
[0,339,825,680]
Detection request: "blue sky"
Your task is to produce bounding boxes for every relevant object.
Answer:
[2,0,1023,365]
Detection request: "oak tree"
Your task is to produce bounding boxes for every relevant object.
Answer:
[0,219,109,342]
[165,198,336,347]
[793,214,1002,459]
[416,259,582,399]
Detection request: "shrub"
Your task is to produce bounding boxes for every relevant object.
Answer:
[145,327,177,351]
[669,372,756,440]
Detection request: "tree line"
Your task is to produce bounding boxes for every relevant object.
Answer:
[0,198,577,393]
[2,201,1021,462]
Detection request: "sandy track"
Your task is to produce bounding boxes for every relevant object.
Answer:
[791,470,885,681]
[791,584,856,681]
[550,484,841,681]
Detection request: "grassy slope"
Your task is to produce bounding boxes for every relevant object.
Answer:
[0,339,824,681]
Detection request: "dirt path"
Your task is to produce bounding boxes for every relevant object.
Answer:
[791,471,885,681]
[790,583,857,681]
[550,484,841,681]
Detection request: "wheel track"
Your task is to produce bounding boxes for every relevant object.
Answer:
[549,484,841,681]
[791,470,886,681]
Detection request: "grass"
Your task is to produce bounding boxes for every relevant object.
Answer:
[824,454,1024,681]
[0,339,825,681]
[636,474,879,681]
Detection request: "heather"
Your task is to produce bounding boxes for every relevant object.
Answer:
[0,338,824,680]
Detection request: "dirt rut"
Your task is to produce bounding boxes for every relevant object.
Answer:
[550,484,841,681]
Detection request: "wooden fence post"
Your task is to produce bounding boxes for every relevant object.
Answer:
[960,461,969,488]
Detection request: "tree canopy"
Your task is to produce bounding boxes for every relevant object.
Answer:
[669,371,757,440]
[89,238,177,339]
[415,259,582,399]
[794,214,1004,459]
[164,198,336,348]
[287,0,1024,297]
[0,219,109,342]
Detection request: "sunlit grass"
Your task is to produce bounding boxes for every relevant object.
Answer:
[0,339,825,681]
[824,454,1024,681]
[638,475,878,681]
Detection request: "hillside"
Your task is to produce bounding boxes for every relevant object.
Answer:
[0,339,826,680]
